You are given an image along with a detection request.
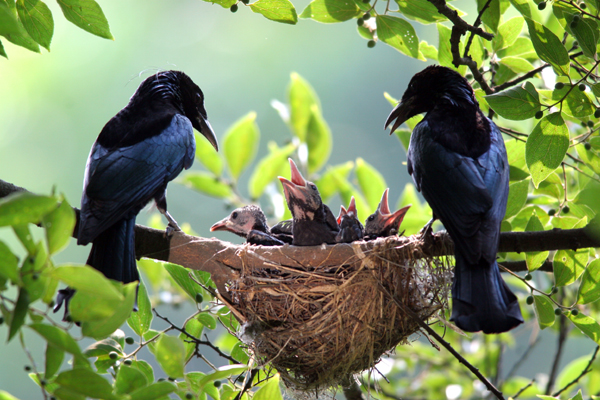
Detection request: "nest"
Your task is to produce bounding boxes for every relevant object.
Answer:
[225,235,453,391]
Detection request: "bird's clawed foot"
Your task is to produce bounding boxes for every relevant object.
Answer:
[162,211,182,238]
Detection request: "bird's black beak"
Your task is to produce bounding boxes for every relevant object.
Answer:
[196,115,219,151]
[384,97,415,135]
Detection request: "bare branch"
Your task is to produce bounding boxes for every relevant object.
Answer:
[426,0,493,40]
[552,345,599,397]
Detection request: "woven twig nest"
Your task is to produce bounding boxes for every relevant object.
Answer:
[225,235,453,391]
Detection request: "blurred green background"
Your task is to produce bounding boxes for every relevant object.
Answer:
[1,1,595,399]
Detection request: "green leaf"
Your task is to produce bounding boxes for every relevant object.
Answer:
[222,112,260,181]
[50,264,124,302]
[0,2,21,36]
[56,0,113,39]
[55,368,117,400]
[505,179,529,219]
[533,295,555,329]
[0,191,57,227]
[114,365,148,395]
[492,16,523,50]
[376,15,419,58]
[394,0,454,24]
[299,0,359,22]
[568,313,600,345]
[526,113,569,188]
[250,0,298,24]
[306,105,332,173]
[28,323,86,361]
[83,338,122,357]
[477,0,499,31]
[315,161,354,202]
[231,341,250,364]
[195,364,248,388]
[164,262,204,302]
[419,40,437,60]
[81,282,137,339]
[248,142,296,199]
[254,374,283,400]
[21,242,49,302]
[0,391,21,400]
[570,17,597,58]
[201,0,236,8]
[0,240,19,284]
[70,290,120,322]
[8,288,30,342]
[509,0,532,18]
[197,313,217,330]
[0,39,6,58]
[180,318,203,361]
[155,334,186,379]
[576,144,600,175]
[554,248,589,287]
[544,86,595,118]
[16,0,53,50]
[127,279,152,336]
[181,171,232,199]
[500,56,535,75]
[130,360,154,384]
[42,199,75,255]
[524,17,569,76]
[195,132,223,176]
[0,0,39,53]
[485,81,540,120]
[44,343,64,379]
[129,381,177,400]
[288,72,320,142]
[355,158,386,213]
[525,214,548,271]
[578,259,600,304]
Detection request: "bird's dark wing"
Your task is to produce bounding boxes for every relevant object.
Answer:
[247,230,285,246]
[270,219,293,235]
[408,120,503,264]
[323,204,340,232]
[79,114,195,244]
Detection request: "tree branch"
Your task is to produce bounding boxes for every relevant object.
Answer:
[2,178,600,296]
[426,0,493,40]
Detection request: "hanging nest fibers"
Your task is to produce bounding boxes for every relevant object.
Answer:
[223,234,454,391]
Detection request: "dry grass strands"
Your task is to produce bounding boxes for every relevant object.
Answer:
[227,235,453,391]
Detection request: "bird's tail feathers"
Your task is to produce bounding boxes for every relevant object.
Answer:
[450,253,523,334]
[86,217,139,284]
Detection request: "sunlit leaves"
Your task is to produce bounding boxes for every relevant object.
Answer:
[355,158,386,211]
[568,313,600,345]
[201,0,236,8]
[164,262,206,302]
[541,86,595,119]
[81,282,137,339]
[492,16,523,50]
[0,191,57,227]
[50,264,123,303]
[505,179,529,219]
[577,259,600,304]
[300,0,359,23]
[195,132,223,176]
[477,0,499,31]
[127,279,152,336]
[57,0,112,39]
[28,323,86,361]
[485,82,541,120]
[197,313,217,330]
[114,365,148,395]
[306,105,332,173]
[42,198,75,255]
[248,142,295,199]
[44,343,65,380]
[533,294,555,329]
[525,214,548,271]
[55,368,117,400]
[394,0,451,24]
[0,240,19,284]
[129,381,176,400]
[223,112,260,181]
[250,0,298,24]
[554,248,588,287]
[180,172,233,198]
[8,288,29,341]
[524,17,569,76]
[288,72,319,142]
[525,113,569,188]
[155,335,186,378]
[376,15,419,58]
[254,375,284,400]
[16,0,54,50]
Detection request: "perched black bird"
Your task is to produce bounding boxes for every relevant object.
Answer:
[210,205,292,246]
[278,158,339,246]
[336,197,364,243]
[55,71,218,317]
[364,188,411,239]
[385,65,523,334]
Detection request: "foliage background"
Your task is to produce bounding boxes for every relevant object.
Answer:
[0,0,599,399]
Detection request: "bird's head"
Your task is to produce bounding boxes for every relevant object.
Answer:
[278,158,322,220]
[384,65,477,134]
[364,188,411,237]
[336,205,347,225]
[210,205,268,238]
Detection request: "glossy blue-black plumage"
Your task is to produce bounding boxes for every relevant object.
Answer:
[77,70,217,287]
[385,66,523,334]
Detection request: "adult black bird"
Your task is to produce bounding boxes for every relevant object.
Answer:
[336,197,364,243]
[278,158,339,246]
[55,71,218,317]
[364,189,411,239]
[384,65,523,334]
[210,205,292,246]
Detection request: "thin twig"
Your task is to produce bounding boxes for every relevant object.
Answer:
[545,300,569,394]
[426,0,493,40]
[512,379,535,400]
[552,346,599,397]
[504,336,541,381]
[464,0,492,57]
